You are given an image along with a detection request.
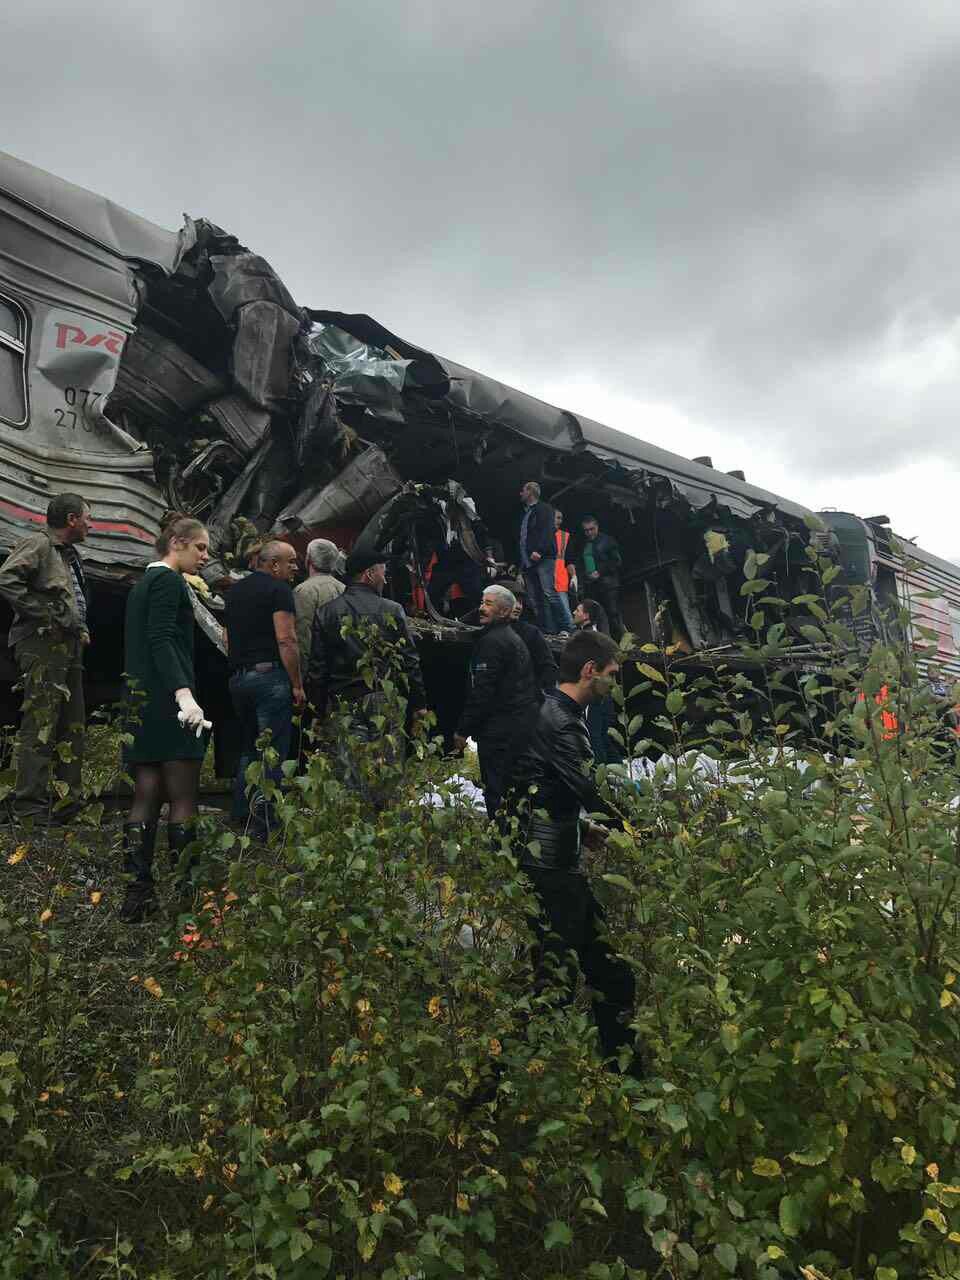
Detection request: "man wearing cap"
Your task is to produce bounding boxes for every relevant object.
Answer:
[294,538,345,669]
[307,550,426,796]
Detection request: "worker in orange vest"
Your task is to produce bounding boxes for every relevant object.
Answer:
[552,509,575,634]
[856,684,899,740]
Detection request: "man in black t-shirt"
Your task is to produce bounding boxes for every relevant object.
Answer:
[224,540,304,838]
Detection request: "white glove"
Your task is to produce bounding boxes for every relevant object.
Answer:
[175,689,210,738]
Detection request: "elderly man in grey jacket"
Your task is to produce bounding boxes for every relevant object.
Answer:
[0,493,91,819]
[294,538,345,669]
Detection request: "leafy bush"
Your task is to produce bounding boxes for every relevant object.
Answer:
[1,548,959,1278]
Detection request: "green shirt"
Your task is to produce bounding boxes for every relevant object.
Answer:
[583,543,597,576]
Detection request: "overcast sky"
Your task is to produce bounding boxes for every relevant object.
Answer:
[5,1,960,557]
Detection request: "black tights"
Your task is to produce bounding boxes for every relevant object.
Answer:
[128,760,202,824]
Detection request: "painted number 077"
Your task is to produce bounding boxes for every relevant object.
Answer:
[53,387,99,431]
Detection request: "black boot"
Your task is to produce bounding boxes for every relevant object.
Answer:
[119,821,158,923]
[167,822,197,899]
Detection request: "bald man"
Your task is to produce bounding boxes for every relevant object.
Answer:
[224,540,305,839]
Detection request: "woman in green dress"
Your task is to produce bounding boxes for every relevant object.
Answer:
[120,515,211,923]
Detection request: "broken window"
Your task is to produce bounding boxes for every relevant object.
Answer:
[0,293,28,427]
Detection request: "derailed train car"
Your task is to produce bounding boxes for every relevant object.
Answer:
[1,148,954,748]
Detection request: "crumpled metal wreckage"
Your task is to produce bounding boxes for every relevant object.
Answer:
[0,148,820,665]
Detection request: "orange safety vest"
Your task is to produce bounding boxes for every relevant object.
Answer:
[554,529,571,592]
[856,684,899,740]
[412,551,438,613]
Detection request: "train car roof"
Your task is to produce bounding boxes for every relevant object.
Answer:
[313,310,814,526]
[0,149,185,272]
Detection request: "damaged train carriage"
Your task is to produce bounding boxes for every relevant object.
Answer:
[0,148,823,754]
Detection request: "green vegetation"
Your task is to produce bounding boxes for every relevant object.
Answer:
[2,540,960,1278]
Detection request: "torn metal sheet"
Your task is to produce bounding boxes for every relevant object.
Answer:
[206,392,271,456]
[209,253,299,322]
[110,326,226,427]
[231,302,300,412]
[274,445,402,535]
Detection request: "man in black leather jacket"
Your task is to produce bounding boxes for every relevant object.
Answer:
[509,629,641,1070]
[453,584,536,818]
[308,550,425,795]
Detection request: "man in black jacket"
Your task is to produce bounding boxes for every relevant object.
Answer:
[308,550,425,796]
[518,480,565,634]
[577,516,624,641]
[453,584,536,818]
[510,629,641,1071]
[511,596,558,700]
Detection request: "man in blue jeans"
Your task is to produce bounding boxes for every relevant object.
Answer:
[518,480,573,634]
[223,540,305,839]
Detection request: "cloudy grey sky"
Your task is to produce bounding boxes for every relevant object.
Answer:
[5,1,960,556]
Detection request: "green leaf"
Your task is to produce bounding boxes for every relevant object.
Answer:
[286,1186,310,1210]
[543,1220,573,1250]
[602,874,635,893]
[677,1242,699,1268]
[537,1118,566,1138]
[306,1148,333,1175]
[720,1023,740,1054]
[799,625,826,645]
[288,1230,312,1262]
[714,1242,738,1273]
[740,579,772,596]
[662,1102,688,1132]
[665,690,685,715]
[636,663,665,684]
[779,1193,804,1237]
[626,1186,667,1217]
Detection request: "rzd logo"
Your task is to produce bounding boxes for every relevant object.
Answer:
[54,323,125,355]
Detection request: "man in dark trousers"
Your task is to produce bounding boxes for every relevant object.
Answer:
[0,493,91,820]
[511,595,558,701]
[224,540,304,838]
[518,480,565,634]
[578,515,624,640]
[308,550,425,798]
[453,584,536,818]
[510,629,641,1073]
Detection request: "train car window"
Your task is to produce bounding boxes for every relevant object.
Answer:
[0,293,29,428]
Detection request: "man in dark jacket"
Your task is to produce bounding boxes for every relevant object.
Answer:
[509,629,641,1071]
[453,584,536,818]
[308,550,425,797]
[511,597,558,700]
[518,480,566,634]
[0,493,91,820]
[577,516,624,641]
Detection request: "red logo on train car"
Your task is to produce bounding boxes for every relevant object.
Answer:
[54,323,125,356]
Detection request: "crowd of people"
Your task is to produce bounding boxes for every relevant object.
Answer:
[0,488,642,1078]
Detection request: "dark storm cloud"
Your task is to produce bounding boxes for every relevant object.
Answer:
[4,1,960,492]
